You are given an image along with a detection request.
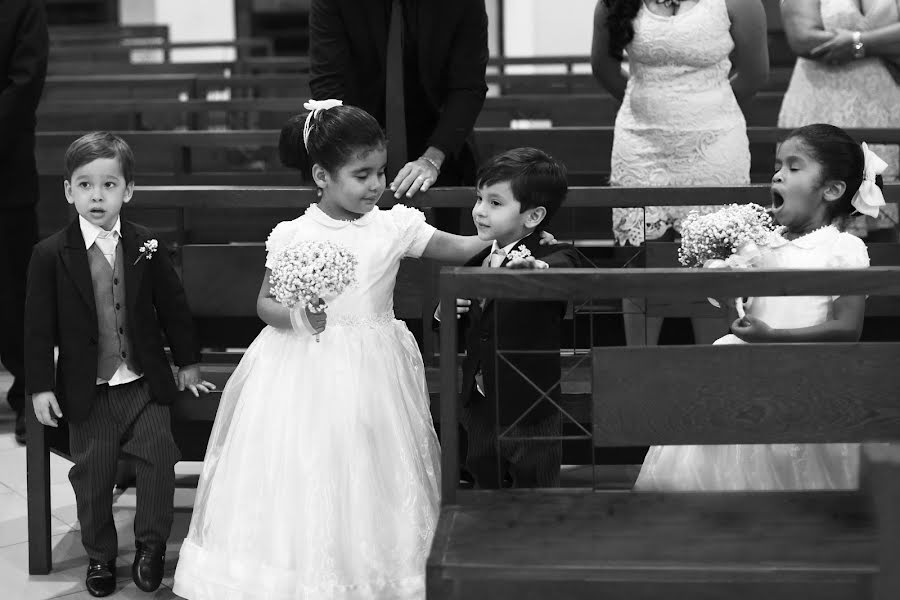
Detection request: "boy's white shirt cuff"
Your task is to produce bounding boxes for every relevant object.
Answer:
[290,304,318,336]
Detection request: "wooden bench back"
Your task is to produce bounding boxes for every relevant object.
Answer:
[592,343,900,447]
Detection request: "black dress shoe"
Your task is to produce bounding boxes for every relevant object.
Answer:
[85,559,116,597]
[14,411,26,446]
[132,542,165,592]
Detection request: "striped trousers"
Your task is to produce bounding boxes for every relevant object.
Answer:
[461,391,562,489]
[68,378,180,561]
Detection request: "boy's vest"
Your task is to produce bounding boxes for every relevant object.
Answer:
[87,242,137,380]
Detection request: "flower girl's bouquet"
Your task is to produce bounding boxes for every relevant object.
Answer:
[678,203,775,318]
[269,240,358,341]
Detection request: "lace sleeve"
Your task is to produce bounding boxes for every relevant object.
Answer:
[390,204,437,258]
[264,221,295,270]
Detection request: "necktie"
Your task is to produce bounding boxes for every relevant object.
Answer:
[385,0,408,181]
[94,231,118,268]
[479,248,506,309]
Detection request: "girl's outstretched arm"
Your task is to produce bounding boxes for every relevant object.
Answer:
[731,295,865,343]
[420,230,491,264]
[256,269,293,329]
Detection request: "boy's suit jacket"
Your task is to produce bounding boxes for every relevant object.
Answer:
[24,219,201,424]
[458,233,582,425]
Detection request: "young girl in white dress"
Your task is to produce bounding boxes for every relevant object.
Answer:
[636,123,887,491]
[173,101,522,599]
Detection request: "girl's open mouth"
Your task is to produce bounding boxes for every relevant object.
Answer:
[771,191,785,211]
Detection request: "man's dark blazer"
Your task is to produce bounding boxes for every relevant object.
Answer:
[309,0,488,168]
[0,0,48,208]
[457,233,582,426]
[24,219,201,424]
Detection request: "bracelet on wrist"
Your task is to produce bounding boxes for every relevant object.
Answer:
[852,31,865,59]
[420,156,441,173]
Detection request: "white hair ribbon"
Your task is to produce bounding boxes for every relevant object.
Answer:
[851,142,888,218]
[302,99,344,151]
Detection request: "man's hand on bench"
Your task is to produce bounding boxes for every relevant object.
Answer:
[32,391,63,427]
[177,364,216,397]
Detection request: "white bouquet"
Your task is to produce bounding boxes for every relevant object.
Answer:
[678,203,775,317]
[269,240,358,340]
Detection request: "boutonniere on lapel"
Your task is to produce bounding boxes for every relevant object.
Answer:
[133,239,159,265]
[505,245,532,262]
[505,244,549,270]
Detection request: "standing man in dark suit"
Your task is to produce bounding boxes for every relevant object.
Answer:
[25,132,214,597]
[0,0,48,445]
[309,0,488,232]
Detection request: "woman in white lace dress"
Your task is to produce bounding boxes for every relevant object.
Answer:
[779,0,900,240]
[591,0,769,345]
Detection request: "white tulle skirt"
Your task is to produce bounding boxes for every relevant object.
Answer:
[634,333,859,491]
[173,316,441,600]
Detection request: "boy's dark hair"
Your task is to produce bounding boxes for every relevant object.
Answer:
[477,147,568,228]
[786,123,884,222]
[279,104,386,178]
[64,131,135,183]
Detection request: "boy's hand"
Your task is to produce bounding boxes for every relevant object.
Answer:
[32,391,63,427]
[506,256,549,270]
[730,315,772,343]
[435,299,472,320]
[177,364,216,397]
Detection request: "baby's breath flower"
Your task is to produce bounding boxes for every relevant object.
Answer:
[269,240,358,311]
[678,203,775,267]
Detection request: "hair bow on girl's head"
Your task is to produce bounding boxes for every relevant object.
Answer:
[851,142,888,218]
[302,98,343,151]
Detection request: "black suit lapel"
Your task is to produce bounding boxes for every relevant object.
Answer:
[61,220,96,316]
[121,221,145,313]
[482,233,541,312]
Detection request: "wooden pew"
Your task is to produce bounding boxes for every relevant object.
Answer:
[429,266,900,599]
[49,24,169,46]
[47,38,275,64]
[36,91,789,131]
[33,127,900,189]
[26,186,900,574]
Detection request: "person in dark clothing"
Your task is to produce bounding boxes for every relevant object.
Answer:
[0,0,49,445]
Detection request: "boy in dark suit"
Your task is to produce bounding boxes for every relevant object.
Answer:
[24,132,214,597]
[442,147,581,489]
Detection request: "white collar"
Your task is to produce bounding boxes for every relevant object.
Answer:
[306,203,377,229]
[491,235,529,256]
[79,216,121,250]
[768,224,839,249]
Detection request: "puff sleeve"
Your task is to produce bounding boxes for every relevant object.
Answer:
[828,233,870,300]
[390,204,437,258]
[264,221,296,270]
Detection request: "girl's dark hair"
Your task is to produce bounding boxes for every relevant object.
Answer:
[278,104,386,178]
[786,123,884,222]
[603,0,642,60]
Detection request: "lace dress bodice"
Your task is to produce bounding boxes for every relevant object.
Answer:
[611,0,751,246]
[778,0,900,233]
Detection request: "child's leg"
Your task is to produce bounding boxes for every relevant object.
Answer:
[119,381,180,549]
[460,399,503,489]
[507,414,563,488]
[68,387,125,562]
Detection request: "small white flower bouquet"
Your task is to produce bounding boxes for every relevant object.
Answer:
[269,240,358,341]
[678,203,775,317]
